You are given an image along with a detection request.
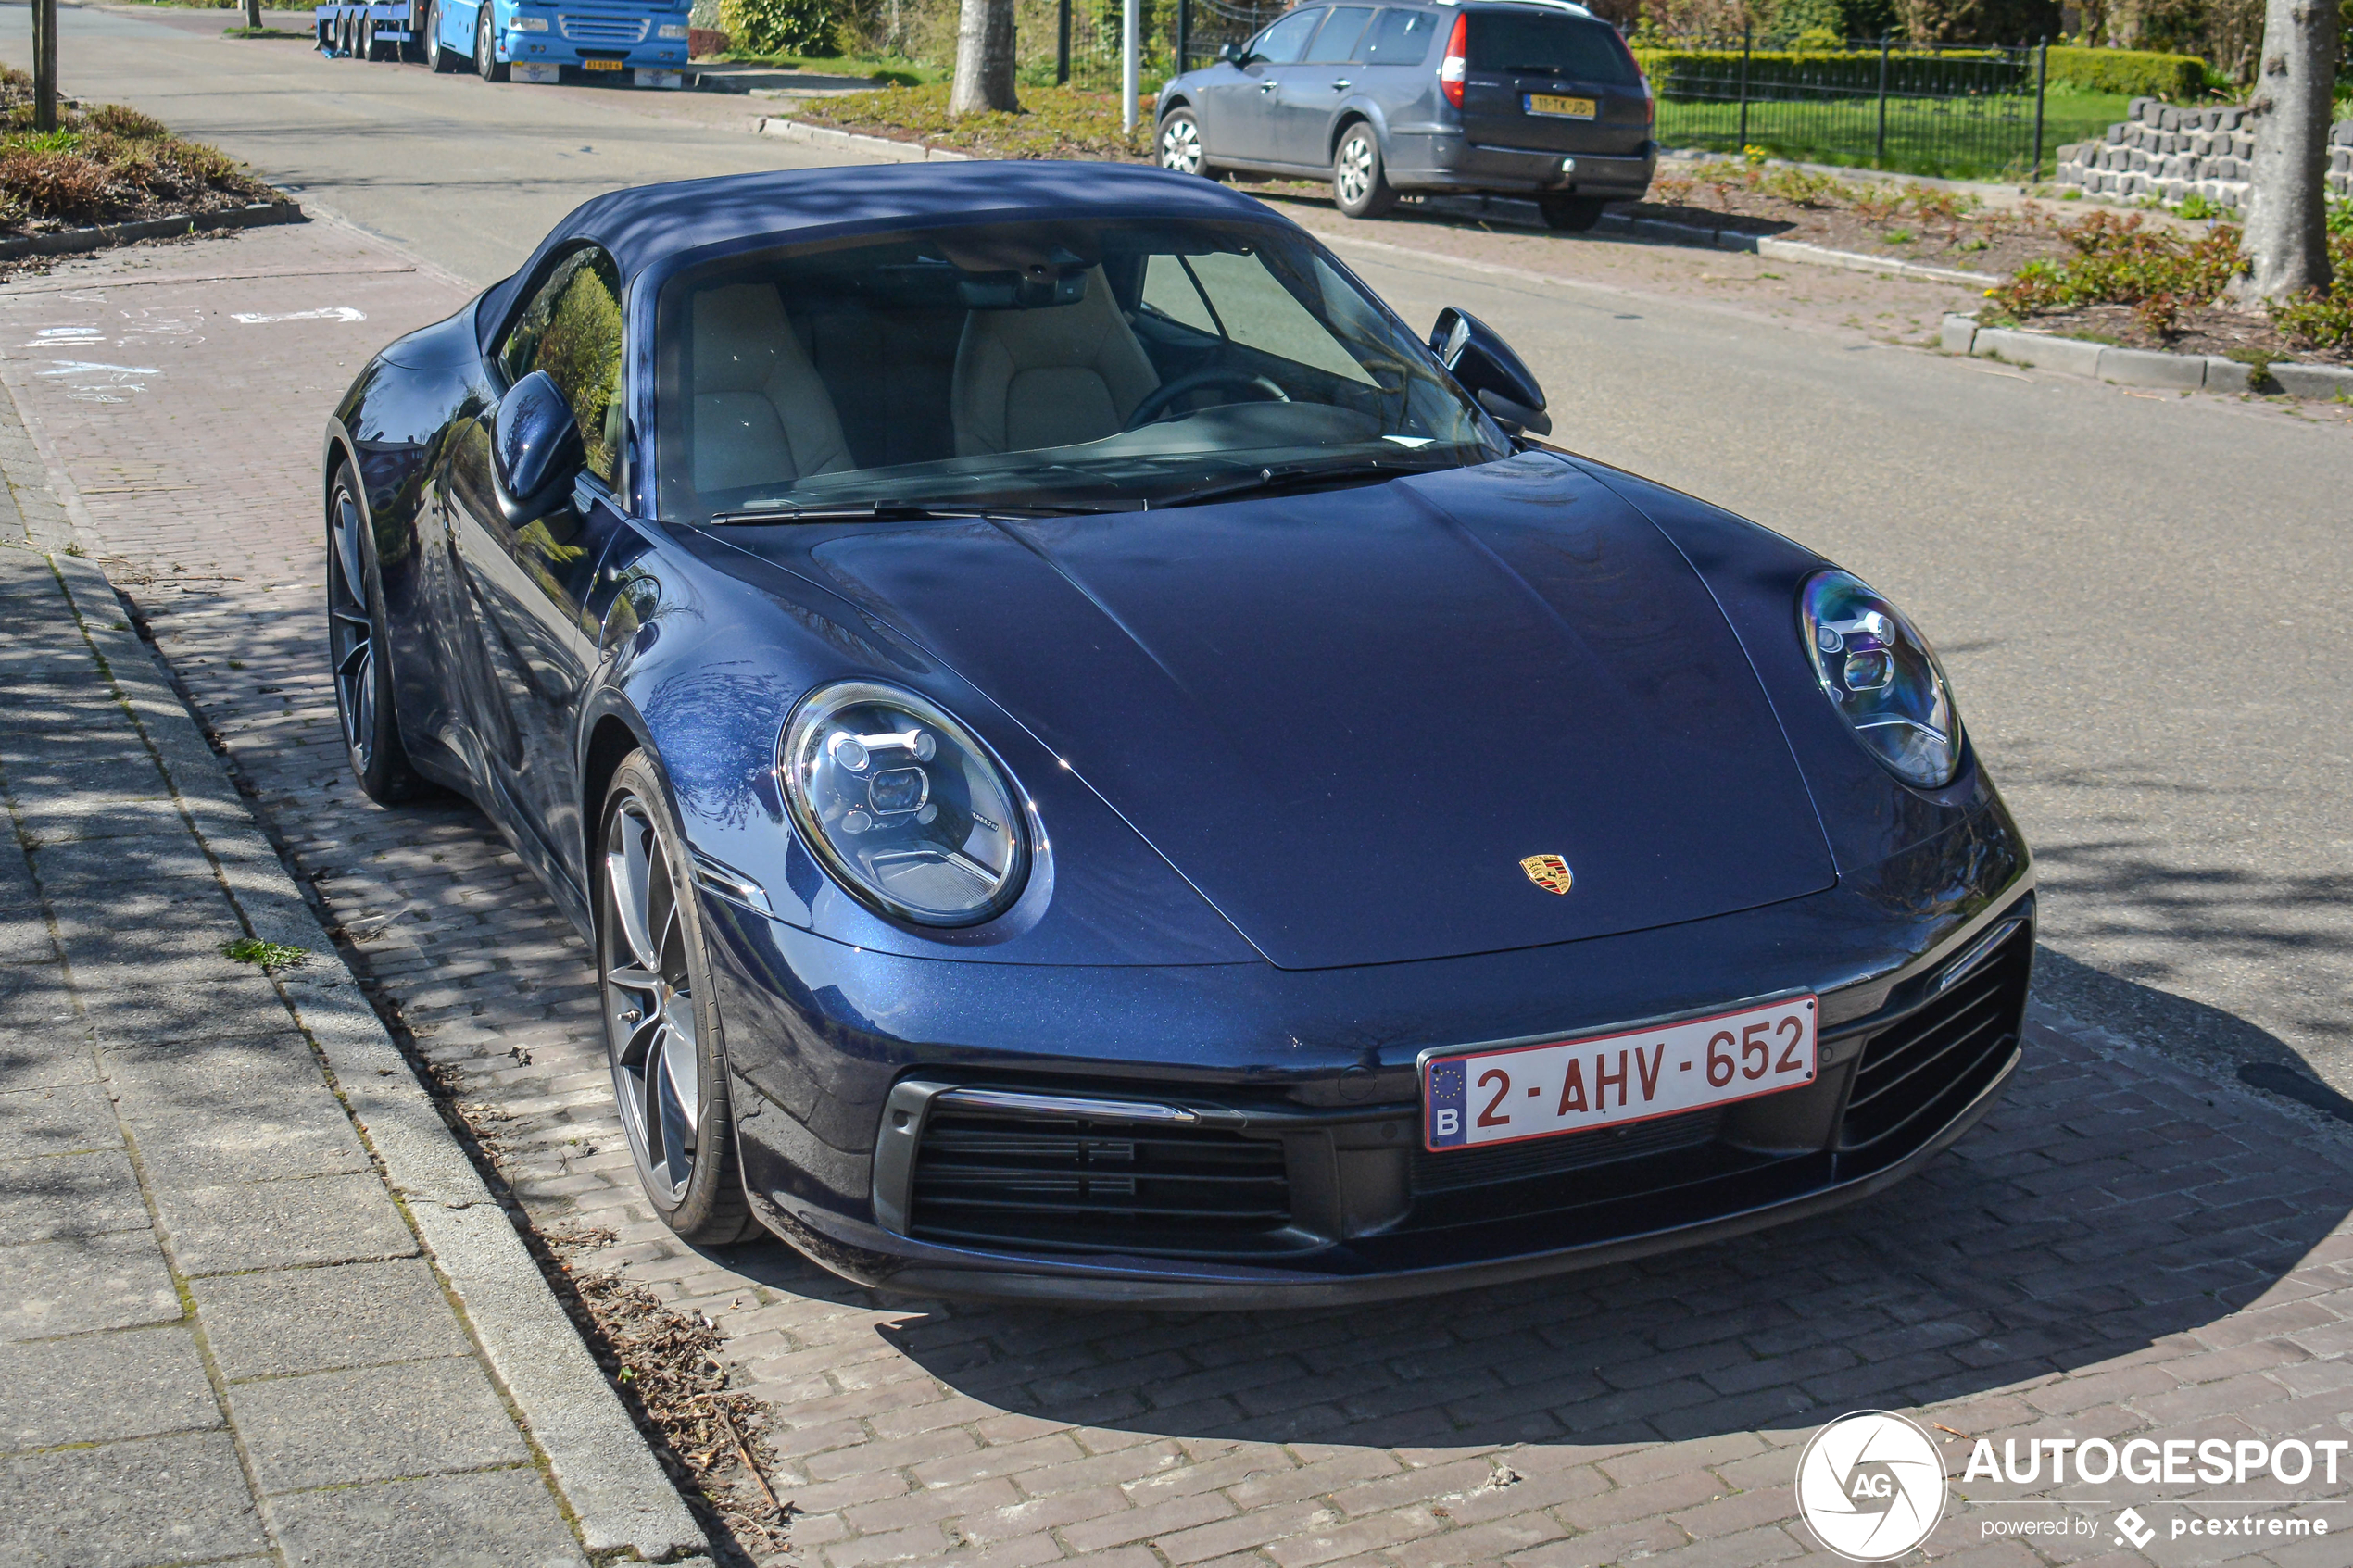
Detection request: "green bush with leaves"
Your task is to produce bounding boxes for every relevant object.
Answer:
[2268,233,2353,350]
[2043,44,2206,99]
[1633,45,2019,101]
[1988,208,2240,333]
[717,0,839,56]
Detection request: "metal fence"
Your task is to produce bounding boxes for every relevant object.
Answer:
[1646,32,2051,178]
[1037,0,1286,91]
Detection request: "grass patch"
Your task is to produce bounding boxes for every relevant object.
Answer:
[1659,86,2131,182]
[221,935,309,972]
[224,26,313,38]
[795,82,1149,161]
[717,46,937,86]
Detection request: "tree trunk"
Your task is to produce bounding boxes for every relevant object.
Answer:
[949,0,1018,115]
[245,0,262,31]
[2239,0,2338,301]
[32,0,56,132]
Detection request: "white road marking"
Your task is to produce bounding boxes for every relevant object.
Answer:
[231,307,367,324]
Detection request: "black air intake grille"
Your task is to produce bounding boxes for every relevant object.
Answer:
[907,1103,1299,1257]
[1840,922,2032,1153]
[1413,1107,1725,1193]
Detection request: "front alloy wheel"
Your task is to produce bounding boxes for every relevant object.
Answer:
[475,5,509,81]
[1159,108,1207,177]
[599,754,757,1243]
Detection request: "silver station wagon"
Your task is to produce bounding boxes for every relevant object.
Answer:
[1154,0,1657,230]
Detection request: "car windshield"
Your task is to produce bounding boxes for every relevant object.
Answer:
[652,217,1508,522]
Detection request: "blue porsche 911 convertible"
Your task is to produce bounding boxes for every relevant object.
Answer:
[323,161,2032,1306]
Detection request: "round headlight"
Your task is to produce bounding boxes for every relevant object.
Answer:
[780,682,1029,926]
[1798,571,1962,788]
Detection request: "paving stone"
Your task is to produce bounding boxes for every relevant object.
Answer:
[193,1256,472,1379]
[0,1229,181,1341]
[0,1081,120,1159]
[230,1357,531,1493]
[120,1097,373,1190]
[150,1172,417,1273]
[0,1147,149,1242]
[3,1324,220,1452]
[265,1466,585,1568]
[0,1430,266,1567]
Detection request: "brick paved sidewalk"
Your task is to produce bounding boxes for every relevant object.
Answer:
[9,216,2353,1568]
[0,270,702,1565]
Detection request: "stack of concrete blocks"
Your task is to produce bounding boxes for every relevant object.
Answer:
[2053,99,2353,209]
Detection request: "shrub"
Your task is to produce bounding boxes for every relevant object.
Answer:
[152,140,236,185]
[2267,234,2353,350]
[88,104,170,140]
[1632,46,2020,102]
[0,150,110,220]
[1986,208,2242,325]
[2043,44,2207,99]
[717,0,839,56]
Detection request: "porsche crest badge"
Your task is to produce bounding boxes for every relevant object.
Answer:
[1520,854,1574,895]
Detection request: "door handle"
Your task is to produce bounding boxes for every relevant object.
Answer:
[1258,81,1276,92]
[1331,79,1350,89]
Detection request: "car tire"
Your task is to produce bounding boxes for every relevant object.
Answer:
[1159,107,1216,179]
[1332,122,1398,220]
[1538,194,1610,232]
[325,464,422,804]
[359,13,380,60]
[598,751,761,1247]
[475,4,508,81]
[425,0,460,69]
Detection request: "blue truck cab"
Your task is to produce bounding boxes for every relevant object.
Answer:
[316,0,691,85]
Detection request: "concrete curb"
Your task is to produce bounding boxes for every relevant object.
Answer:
[3,365,709,1563]
[0,200,305,260]
[759,114,972,162]
[1942,312,2353,397]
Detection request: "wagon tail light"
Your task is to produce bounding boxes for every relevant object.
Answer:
[1440,13,1467,108]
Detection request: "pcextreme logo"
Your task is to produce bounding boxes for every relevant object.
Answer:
[1794,1411,1949,1561]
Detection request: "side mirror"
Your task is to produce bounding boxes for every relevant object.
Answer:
[1428,307,1551,437]
[1217,41,1246,64]
[490,370,585,524]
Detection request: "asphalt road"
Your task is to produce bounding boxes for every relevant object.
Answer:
[19,3,2353,1097]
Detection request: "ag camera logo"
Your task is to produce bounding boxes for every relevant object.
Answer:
[1795,1411,1948,1561]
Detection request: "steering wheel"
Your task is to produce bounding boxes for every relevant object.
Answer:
[1123,370,1290,431]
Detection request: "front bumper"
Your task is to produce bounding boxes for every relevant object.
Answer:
[712,798,2034,1308]
[1396,135,1657,199]
[503,30,686,69]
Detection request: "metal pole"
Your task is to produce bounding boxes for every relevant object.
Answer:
[2030,38,2048,181]
[1056,0,1069,86]
[1737,23,1750,150]
[1875,33,1890,166]
[33,0,56,133]
[1122,0,1139,133]
[1176,0,1189,78]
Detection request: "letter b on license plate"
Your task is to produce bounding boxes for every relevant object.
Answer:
[1425,995,1817,1151]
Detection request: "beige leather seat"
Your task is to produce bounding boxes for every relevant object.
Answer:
[950,270,1161,457]
[689,283,854,494]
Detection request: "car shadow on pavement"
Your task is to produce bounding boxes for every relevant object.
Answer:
[821,982,2353,1452]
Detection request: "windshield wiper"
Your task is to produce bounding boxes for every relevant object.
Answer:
[706,501,962,525]
[1149,457,1445,510]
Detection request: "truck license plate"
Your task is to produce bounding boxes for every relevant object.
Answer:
[1424,994,1817,1151]
[1527,94,1597,119]
[585,57,623,69]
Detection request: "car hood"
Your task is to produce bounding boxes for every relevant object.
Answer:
[803,453,1835,970]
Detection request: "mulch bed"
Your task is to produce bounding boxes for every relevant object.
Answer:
[1623,174,2083,277]
[1996,301,2353,368]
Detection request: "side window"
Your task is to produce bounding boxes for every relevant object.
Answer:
[1251,8,1323,63]
[1363,7,1435,65]
[1304,6,1374,61]
[1182,250,1375,386]
[498,246,626,484]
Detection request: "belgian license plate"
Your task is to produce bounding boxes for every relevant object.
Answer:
[585,57,623,69]
[1527,93,1597,119]
[1424,995,1817,1151]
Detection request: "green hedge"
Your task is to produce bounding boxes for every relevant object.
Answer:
[2042,44,2206,100]
[1632,46,2020,102]
[717,0,839,56]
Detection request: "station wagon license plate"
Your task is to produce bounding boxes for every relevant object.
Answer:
[1423,995,1817,1151]
[1526,93,1597,119]
[585,57,623,69]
